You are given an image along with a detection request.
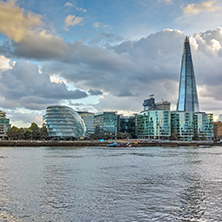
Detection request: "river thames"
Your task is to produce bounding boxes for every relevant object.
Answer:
[0,146,222,221]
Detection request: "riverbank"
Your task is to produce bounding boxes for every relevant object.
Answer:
[0,140,217,147]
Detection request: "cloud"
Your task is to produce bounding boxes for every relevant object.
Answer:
[0,60,88,110]
[0,0,43,43]
[183,0,220,14]
[76,7,87,13]
[0,0,71,59]
[65,15,83,30]
[38,28,222,117]
[92,22,109,29]
[88,89,103,96]
[64,2,73,7]
[157,0,173,4]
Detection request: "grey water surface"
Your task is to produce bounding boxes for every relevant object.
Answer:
[0,146,222,221]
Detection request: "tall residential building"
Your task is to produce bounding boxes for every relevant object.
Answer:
[177,37,199,112]
[0,110,11,139]
[44,105,86,140]
[78,111,94,136]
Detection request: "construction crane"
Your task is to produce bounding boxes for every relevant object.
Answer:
[162,99,166,110]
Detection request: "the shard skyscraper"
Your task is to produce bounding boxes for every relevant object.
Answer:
[177,36,199,112]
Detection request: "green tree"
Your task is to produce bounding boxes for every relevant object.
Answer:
[193,131,199,141]
[24,129,33,140]
[17,128,25,140]
[170,132,178,140]
[29,122,40,140]
[40,126,48,140]
[7,126,19,140]
[117,132,132,139]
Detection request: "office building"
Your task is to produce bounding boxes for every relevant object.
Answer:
[177,36,199,112]
[0,110,11,139]
[213,121,222,141]
[94,112,119,138]
[44,105,86,140]
[135,110,171,139]
[78,111,94,137]
[119,115,136,138]
[143,95,170,111]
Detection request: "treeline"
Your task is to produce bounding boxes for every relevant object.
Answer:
[7,123,48,140]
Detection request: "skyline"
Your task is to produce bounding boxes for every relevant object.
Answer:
[0,0,222,126]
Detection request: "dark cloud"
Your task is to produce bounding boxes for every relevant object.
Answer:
[0,60,87,110]
[88,89,103,96]
[1,28,222,117]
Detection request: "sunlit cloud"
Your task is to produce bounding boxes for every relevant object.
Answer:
[183,0,221,14]
[65,14,83,30]
[0,0,43,43]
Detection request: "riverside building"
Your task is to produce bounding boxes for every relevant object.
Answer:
[44,105,86,140]
[172,36,213,141]
[119,115,136,138]
[78,111,94,137]
[0,110,10,139]
[136,96,171,140]
[135,37,213,141]
[94,112,119,138]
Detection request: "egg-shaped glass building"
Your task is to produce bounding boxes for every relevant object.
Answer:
[44,106,86,140]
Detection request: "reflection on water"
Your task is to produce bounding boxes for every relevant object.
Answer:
[0,146,222,221]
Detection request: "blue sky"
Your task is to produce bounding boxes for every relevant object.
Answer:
[0,0,222,126]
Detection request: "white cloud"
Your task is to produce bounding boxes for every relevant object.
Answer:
[183,0,221,14]
[65,14,83,30]
[157,0,173,4]
[64,2,73,7]
[76,7,87,13]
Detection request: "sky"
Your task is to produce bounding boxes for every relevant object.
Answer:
[0,0,222,127]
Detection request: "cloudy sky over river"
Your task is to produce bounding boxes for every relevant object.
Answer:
[0,0,222,126]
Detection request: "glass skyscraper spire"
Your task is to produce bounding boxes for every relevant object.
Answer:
[177,36,199,112]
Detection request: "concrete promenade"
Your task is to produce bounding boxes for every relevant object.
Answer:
[0,140,216,147]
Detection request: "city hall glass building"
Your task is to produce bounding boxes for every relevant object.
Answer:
[44,106,86,140]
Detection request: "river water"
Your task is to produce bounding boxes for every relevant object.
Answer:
[0,146,222,222]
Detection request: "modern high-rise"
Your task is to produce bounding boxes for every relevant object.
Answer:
[177,37,199,112]
[173,36,213,141]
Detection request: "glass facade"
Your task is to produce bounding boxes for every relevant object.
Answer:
[94,112,119,137]
[120,116,136,138]
[177,37,199,112]
[78,112,94,136]
[171,112,213,141]
[194,113,213,140]
[171,112,194,141]
[135,110,171,139]
[0,110,10,139]
[44,106,86,140]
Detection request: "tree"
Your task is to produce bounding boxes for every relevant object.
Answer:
[40,126,48,140]
[170,132,178,140]
[29,122,40,140]
[193,131,199,141]
[7,126,19,140]
[117,132,132,139]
